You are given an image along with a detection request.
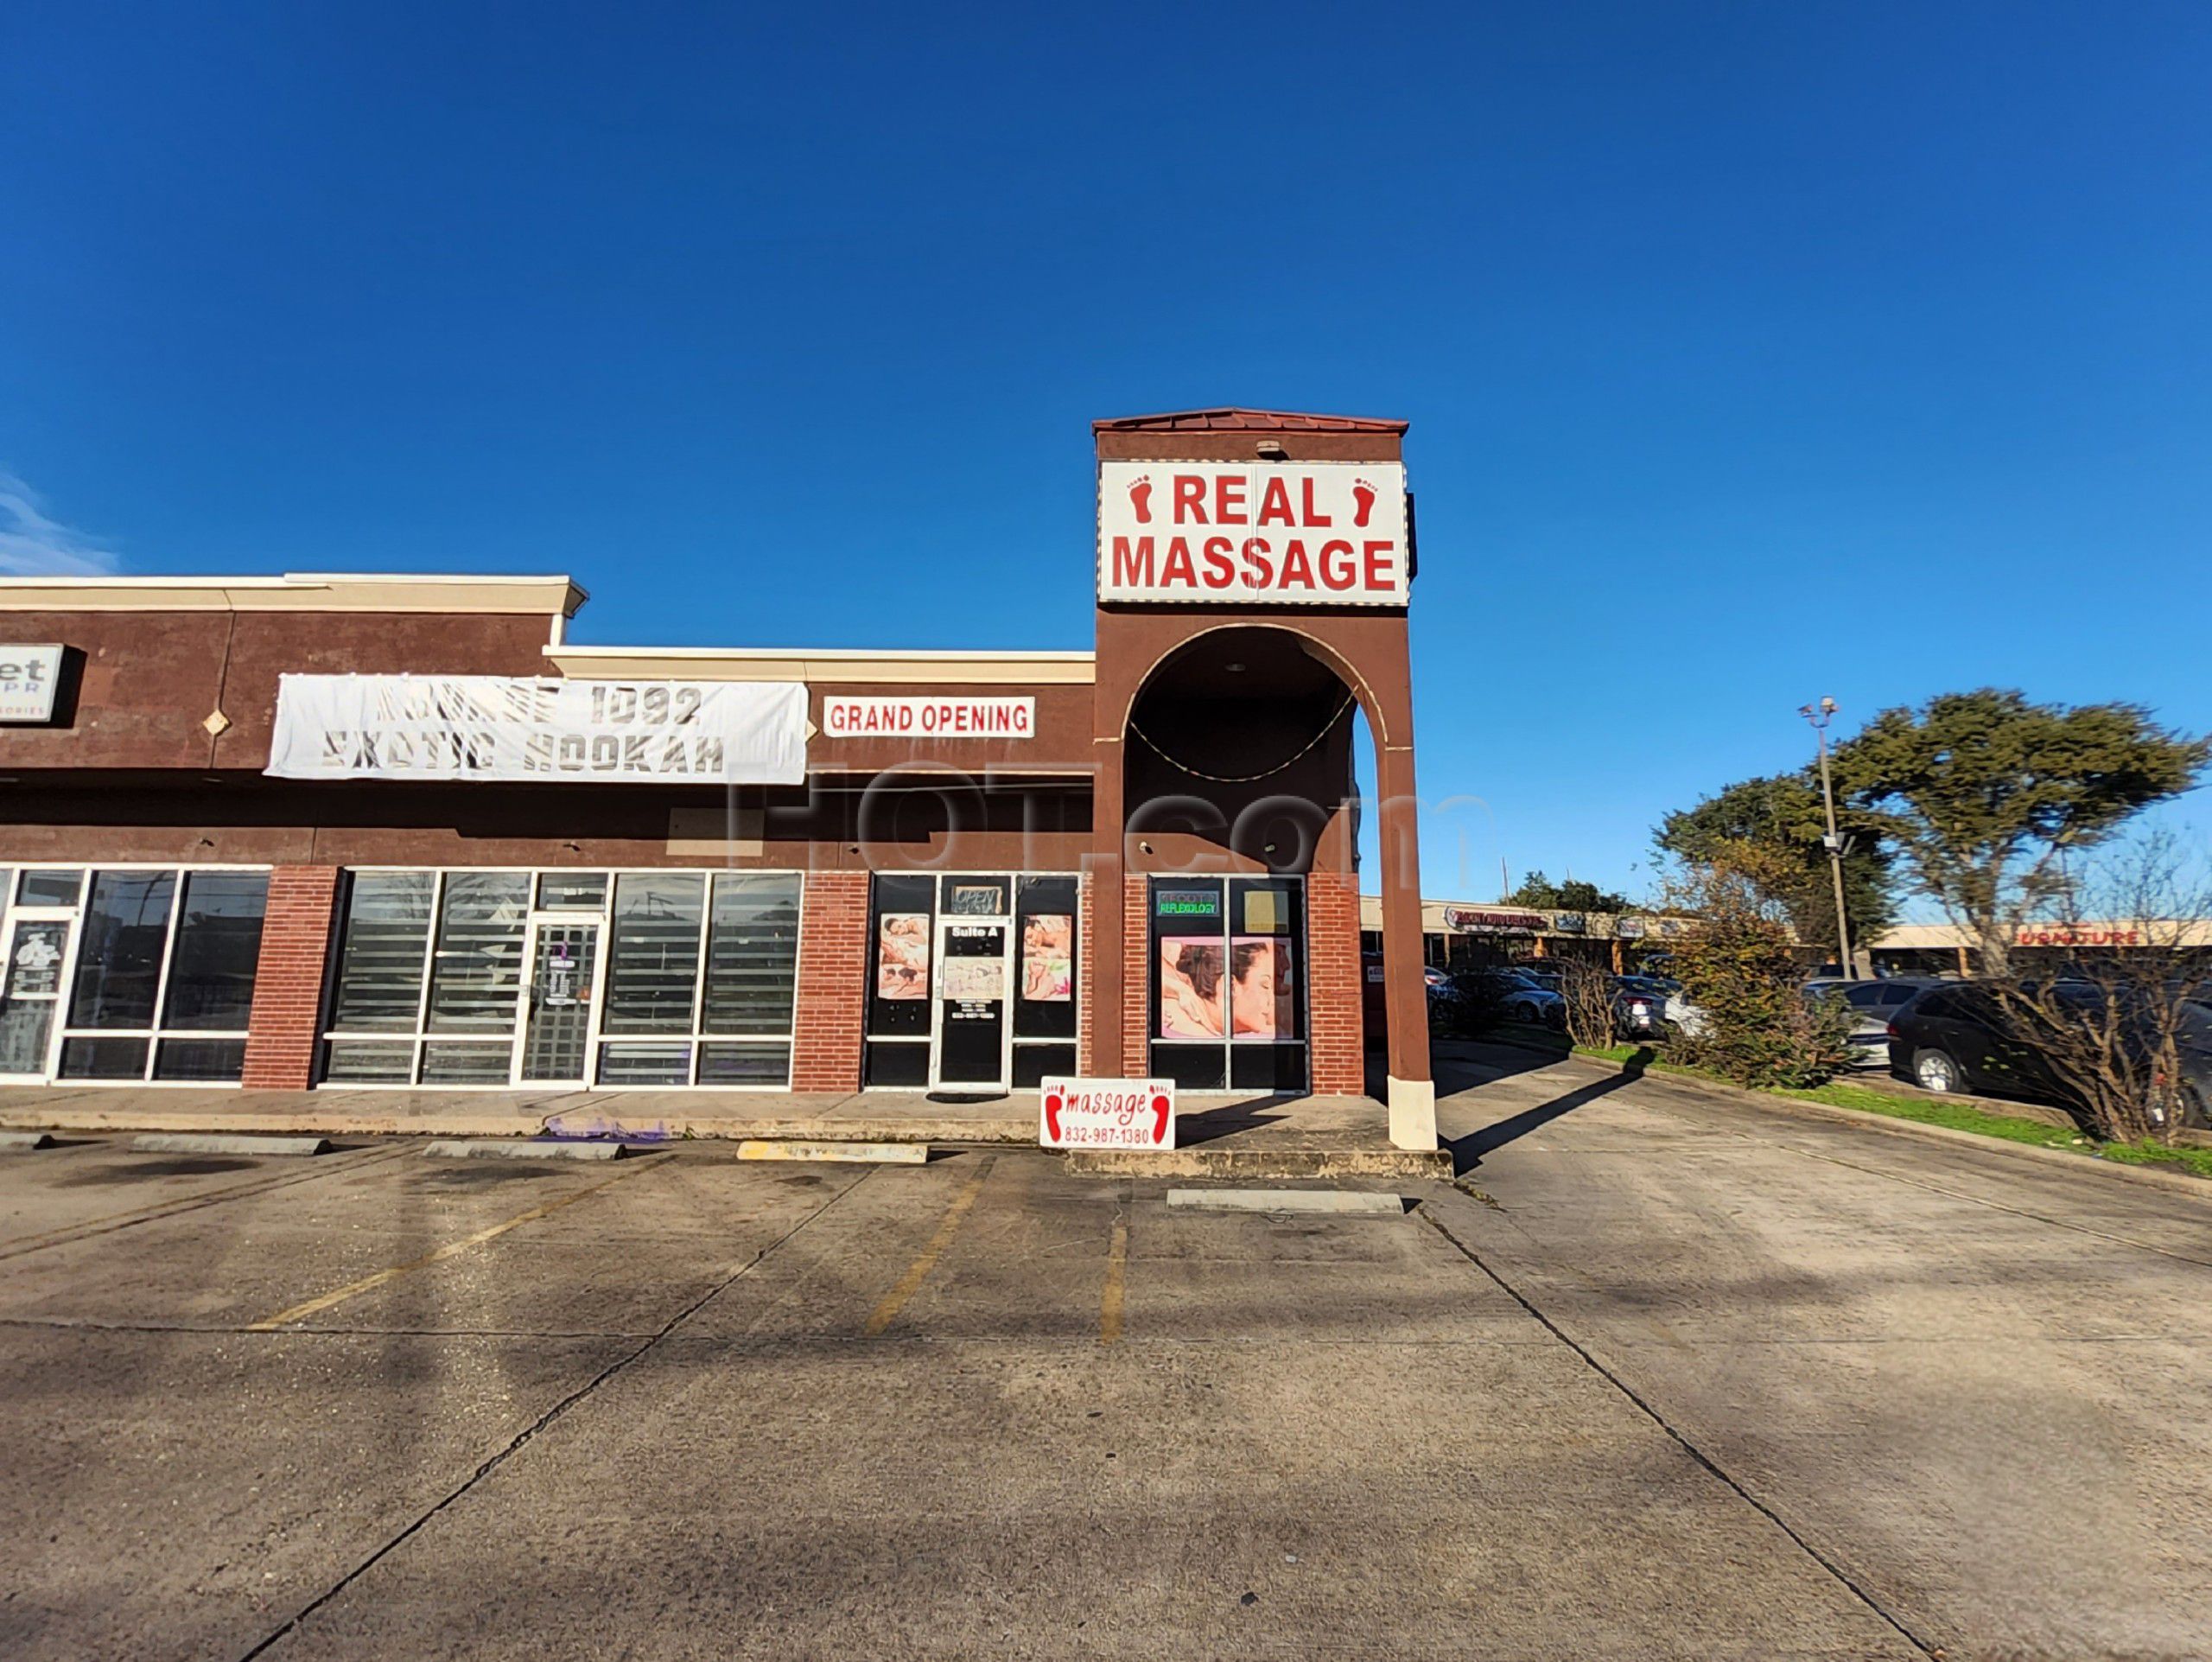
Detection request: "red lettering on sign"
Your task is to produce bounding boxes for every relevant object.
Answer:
[1201,536,1236,589]
[1242,538,1274,587]
[1160,538,1198,588]
[1363,540,1394,591]
[1256,475,1295,526]
[1319,539,1356,589]
[1173,475,1208,524]
[1215,474,1247,525]
[1111,536,1154,588]
[1300,476,1332,526]
[1278,539,1315,589]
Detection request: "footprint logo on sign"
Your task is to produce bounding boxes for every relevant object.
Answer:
[1351,478,1377,528]
[1126,475,1154,525]
[1149,1092,1171,1144]
[1044,1087,1066,1143]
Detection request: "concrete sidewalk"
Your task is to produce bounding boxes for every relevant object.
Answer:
[0,1082,1446,1175]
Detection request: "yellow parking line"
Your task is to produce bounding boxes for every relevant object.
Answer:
[862,1156,995,1336]
[1100,1214,1128,1346]
[248,1164,648,1330]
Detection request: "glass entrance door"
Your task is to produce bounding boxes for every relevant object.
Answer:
[931,919,1010,1092]
[517,920,600,1084]
[0,914,73,1080]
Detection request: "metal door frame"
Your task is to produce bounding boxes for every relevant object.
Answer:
[926,914,1014,1092]
[512,914,608,1087]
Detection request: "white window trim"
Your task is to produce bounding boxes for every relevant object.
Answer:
[0,863,273,1088]
[318,865,805,1092]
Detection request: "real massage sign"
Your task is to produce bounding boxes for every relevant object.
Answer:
[1096,461,1409,606]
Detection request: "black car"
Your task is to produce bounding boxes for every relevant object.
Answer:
[1886,982,2212,1126]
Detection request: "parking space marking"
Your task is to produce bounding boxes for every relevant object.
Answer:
[862,1155,995,1336]
[247,1159,660,1330]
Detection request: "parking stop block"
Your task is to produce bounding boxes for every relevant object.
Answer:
[424,1138,630,1161]
[131,1133,334,1157]
[737,1139,927,1164]
[0,1130,57,1150]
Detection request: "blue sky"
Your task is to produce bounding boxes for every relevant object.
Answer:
[4,2,2209,902]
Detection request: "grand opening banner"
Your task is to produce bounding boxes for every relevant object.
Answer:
[265,674,809,785]
[1096,461,1409,605]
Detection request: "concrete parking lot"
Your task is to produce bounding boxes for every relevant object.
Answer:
[2,1047,2209,1659]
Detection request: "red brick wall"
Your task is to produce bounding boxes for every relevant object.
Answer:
[1077,874,1096,1076]
[1122,873,1148,1074]
[1307,869,1366,1095]
[791,870,868,1093]
[239,865,340,1091]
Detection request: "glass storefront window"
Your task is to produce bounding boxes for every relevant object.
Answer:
[318,868,801,1088]
[0,866,270,1084]
[425,873,530,1033]
[603,874,706,1035]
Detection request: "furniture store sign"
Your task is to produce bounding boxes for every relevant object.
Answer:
[1097,461,1409,605]
[1039,1077,1176,1150]
[265,674,809,784]
[0,645,63,723]
[821,696,1035,739]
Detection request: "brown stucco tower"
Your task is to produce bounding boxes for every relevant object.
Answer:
[1084,409,1436,1149]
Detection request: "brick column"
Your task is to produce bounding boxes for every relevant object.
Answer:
[1077,874,1097,1076]
[791,870,868,1093]
[1122,873,1147,1075]
[239,865,341,1091]
[1306,869,1366,1096]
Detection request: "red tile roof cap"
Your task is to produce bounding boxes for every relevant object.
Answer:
[1091,407,1408,435]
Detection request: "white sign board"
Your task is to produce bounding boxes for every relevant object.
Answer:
[821,695,1035,740]
[1097,461,1409,606]
[0,645,63,723]
[265,675,809,785]
[1039,1077,1176,1150]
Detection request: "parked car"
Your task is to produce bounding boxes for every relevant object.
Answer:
[1807,977,1948,1067]
[1453,966,1565,1028]
[1612,974,1676,1038]
[1886,982,2212,1126]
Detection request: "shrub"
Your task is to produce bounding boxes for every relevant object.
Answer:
[1664,858,1855,1089]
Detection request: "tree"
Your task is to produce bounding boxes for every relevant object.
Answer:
[1657,856,1856,1088]
[1832,690,2210,978]
[1504,870,1633,914]
[1656,773,1893,957]
[1982,831,2212,1143]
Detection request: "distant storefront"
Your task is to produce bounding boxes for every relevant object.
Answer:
[0,411,1441,1149]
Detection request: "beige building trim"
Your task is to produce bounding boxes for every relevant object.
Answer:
[547,644,1096,685]
[0,572,587,617]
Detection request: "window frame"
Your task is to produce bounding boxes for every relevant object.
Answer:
[318,865,805,1091]
[0,863,272,1087]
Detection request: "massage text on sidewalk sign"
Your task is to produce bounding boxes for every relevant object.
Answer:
[264,674,809,785]
[0,645,63,723]
[1096,461,1409,606]
[1039,1077,1177,1150]
[821,695,1035,740]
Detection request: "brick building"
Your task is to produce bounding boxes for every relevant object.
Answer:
[0,411,1436,1149]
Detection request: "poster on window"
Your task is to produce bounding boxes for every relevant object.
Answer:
[942,958,1006,1003]
[876,914,931,1001]
[1230,937,1294,1040]
[1020,914,1072,1003]
[1157,937,1227,1040]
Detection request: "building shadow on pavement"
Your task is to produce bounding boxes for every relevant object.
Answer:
[1446,1049,1654,1175]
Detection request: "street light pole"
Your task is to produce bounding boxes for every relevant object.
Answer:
[1800,697,1859,977]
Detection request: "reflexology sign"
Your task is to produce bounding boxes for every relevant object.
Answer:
[1039,1077,1177,1150]
[1096,461,1409,605]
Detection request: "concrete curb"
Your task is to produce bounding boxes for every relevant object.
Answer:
[737,1140,927,1164]
[1515,1052,2212,1204]
[1166,1188,1409,1215]
[1068,1145,1451,1180]
[0,1130,56,1149]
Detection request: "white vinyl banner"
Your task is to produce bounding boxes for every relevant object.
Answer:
[264,675,809,785]
[1096,461,1409,605]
